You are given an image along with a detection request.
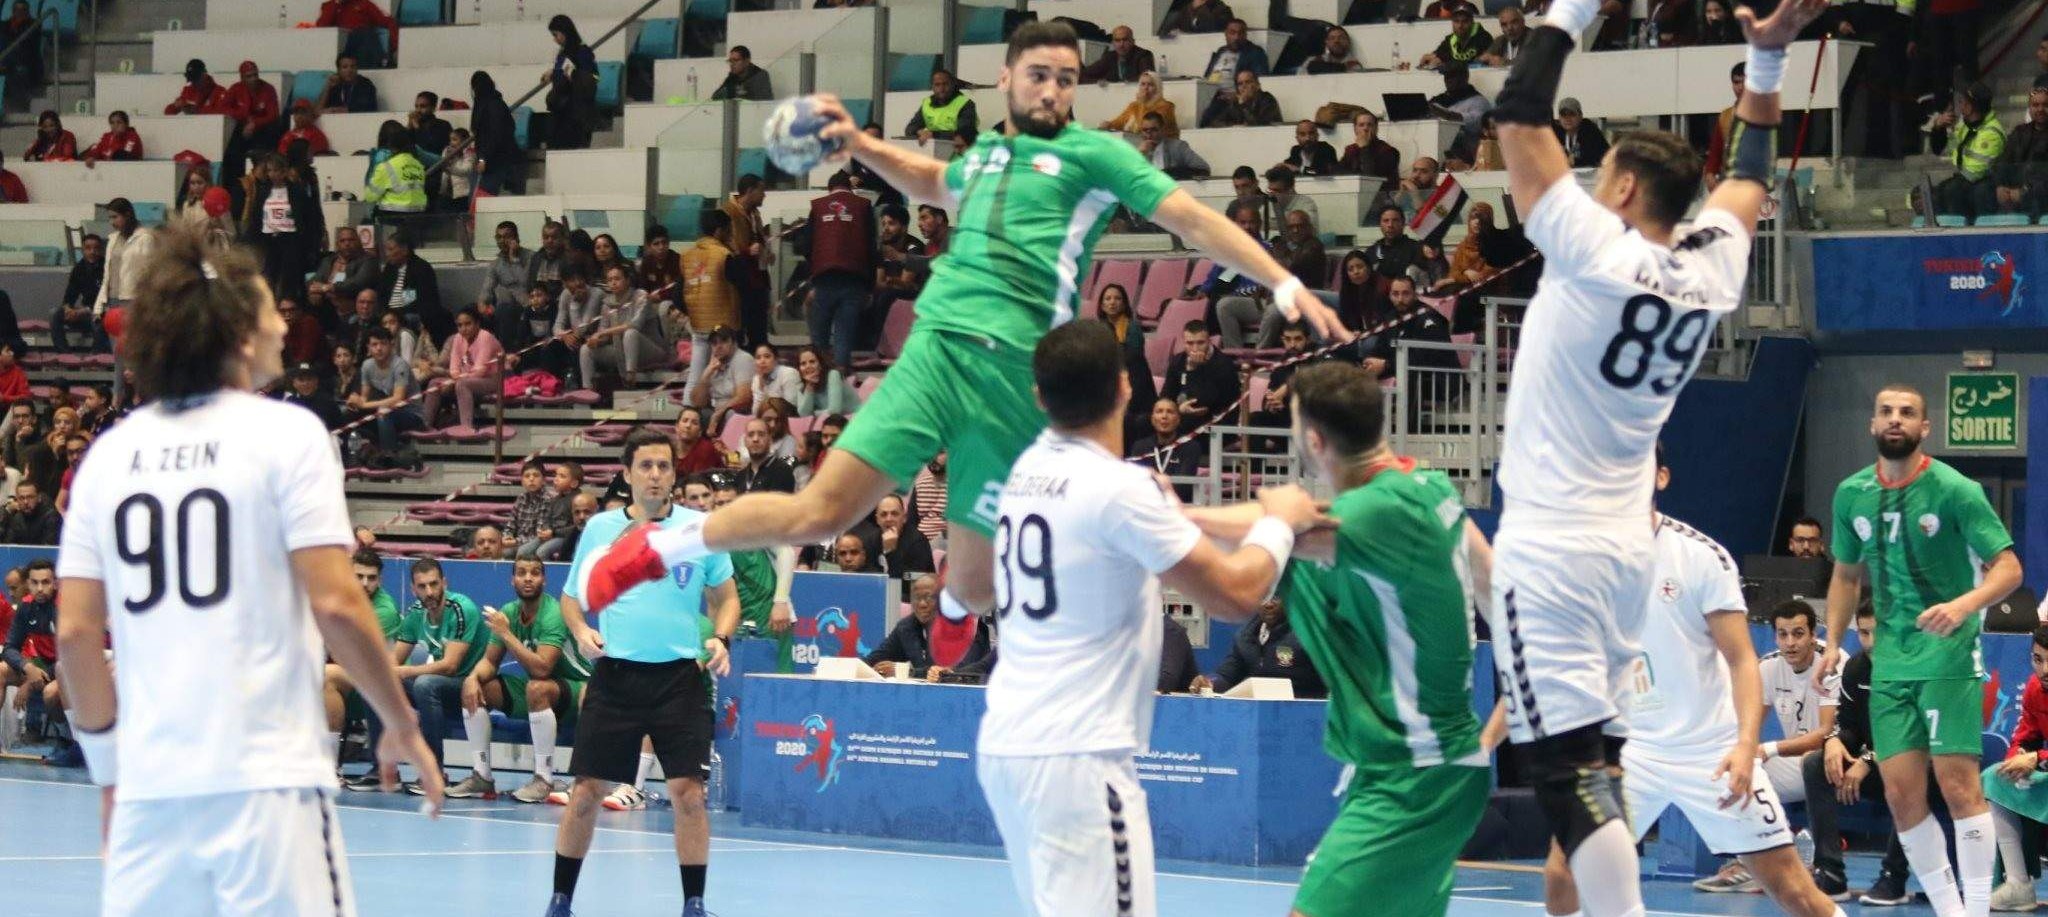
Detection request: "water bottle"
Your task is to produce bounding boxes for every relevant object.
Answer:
[1391,40,1403,71]
[687,70,700,102]
[706,748,727,811]
[515,0,525,20]
[1157,54,1167,79]
[278,3,287,28]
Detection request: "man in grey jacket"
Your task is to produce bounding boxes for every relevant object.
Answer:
[711,45,774,101]
[477,221,536,343]
[1136,112,1210,179]
[577,263,669,388]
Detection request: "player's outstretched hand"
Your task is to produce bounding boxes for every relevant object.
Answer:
[806,93,862,164]
[1256,484,1321,533]
[769,599,795,635]
[1810,644,1841,691]
[1916,601,1970,637]
[1712,742,1756,809]
[1288,285,1355,345]
[379,724,446,818]
[576,626,606,660]
[1734,0,1828,50]
[703,637,731,677]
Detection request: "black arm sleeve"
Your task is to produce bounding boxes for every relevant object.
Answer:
[1212,627,1255,691]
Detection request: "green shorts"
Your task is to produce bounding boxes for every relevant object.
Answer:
[1872,677,1983,760]
[500,673,584,723]
[831,328,1045,539]
[1294,763,1490,917]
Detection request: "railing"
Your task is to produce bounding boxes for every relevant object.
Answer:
[1386,332,1498,508]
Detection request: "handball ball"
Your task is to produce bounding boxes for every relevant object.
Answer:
[763,96,844,176]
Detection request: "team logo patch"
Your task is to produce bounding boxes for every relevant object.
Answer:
[1030,153,1063,176]
[1657,578,1682,603]
[1853,516,1873,541]
[672,562,698,589]
[1277,646,1295,667]
[1919,514,1941,538]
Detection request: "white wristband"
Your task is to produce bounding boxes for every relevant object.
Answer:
[1270,276,1305,319]
[1242,515,1297,572]
[939,590,974,623]
[1760,741,1779,760]
[1745,45,1786,95]
[75,724,117,786]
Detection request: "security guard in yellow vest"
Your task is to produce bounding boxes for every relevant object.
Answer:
[1934,82,2006,222]
[366,149,428,214]
[904,68,978,145]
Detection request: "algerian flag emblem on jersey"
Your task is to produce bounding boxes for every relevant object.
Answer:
[1030,153,1063,176]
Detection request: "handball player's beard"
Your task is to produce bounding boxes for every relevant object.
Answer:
[1011,103,1066,139]
[1875,430,1922,460]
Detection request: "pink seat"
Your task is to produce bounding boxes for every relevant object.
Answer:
[19,320,47,332]
[854,299,918,370]
[1146,299,1206,378]
[443,424,517,442]
[533,389,602,406]
[54,353,86,368]
[403,428,451,443]
[1083,260,1143,320]
[1245,373,1271,413]
[85,353,115,368]
[787,415,816,436]
[719,412,748,450]
[1133,259,1189,323]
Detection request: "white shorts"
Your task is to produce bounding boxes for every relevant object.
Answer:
[977,751,1156,917]
[105,787,357,917]
[1761,753,1807,804]
[1489,523,1655,744]
[1623,746,1795,856]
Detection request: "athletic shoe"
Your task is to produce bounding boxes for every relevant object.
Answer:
[1693,860,1759,893]
[446,773,500,800]
[1811,865,1850,902]
[582,525,667,614]
[1860,869,1912,906]
[513,776,562,804]
[1993,878,2039,912]
[44,739,83,769]
[341,771,386,792]
[546,788,570,805]
[681,897,708,917]
[603,784,649,811]
[543,892,574,917]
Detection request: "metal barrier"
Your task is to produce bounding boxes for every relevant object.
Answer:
[1387,333,1497,507]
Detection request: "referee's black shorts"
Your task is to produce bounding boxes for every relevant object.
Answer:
[570,656,713,785]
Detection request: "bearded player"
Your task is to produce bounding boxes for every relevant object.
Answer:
[578,21,1347,640]
[1484,0,1825,913]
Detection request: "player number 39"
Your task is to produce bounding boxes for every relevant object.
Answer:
[994,513,1058,620]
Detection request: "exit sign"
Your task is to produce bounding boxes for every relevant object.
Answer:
[1946,372,2021,450]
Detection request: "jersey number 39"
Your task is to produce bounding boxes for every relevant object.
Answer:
[114,490,231,613]
[1598,294,1710,394]
[994,513,1057,620]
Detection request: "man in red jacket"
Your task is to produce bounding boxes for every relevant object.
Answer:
[0,149,25,203]
[1984,627,2048,908]
[316,0,399,69]
[163,59,229,116]
[804,171,875,372]
[277,101,332,156]
[223,60,283,197]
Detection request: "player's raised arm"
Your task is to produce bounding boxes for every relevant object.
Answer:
[1701,0,1830,233]
[1160,484,1322,619]
[1488,0,1586,217]
[811,94,957,210]
[1149,190,1351,343]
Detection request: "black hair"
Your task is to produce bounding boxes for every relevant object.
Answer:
[80,232,102,245]
[1264,166,1296,188]
[917,204,948,223]
[2033,625,2048,651]
[351,548,382,570]
[375,119,412,152]
[1182,318,1209,335]
[1292,362,1385,457]
[822,413,849,429]
[547,14,583,47]
[1232,165,1258,182]
[734,173,764,195]
[1769,600,1818,632]
[827,171,852,190]
[25,558,53,575]
[621,425,678,467]
[495,220,519,238]
[878,202,911,226]
[1033,320,1125,429]
[409,556,444,579]
[1004,21,1081,65]
[417,90,439,108]
[701,208,731,237]
[1791,516,1824,533]
[646,222,670,242]
[732,45,752,60]
[1609,130,1703,229]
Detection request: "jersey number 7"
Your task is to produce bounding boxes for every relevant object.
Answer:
[1598,295,1712,394]
[114,490,232,613]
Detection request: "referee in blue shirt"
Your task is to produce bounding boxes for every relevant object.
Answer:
[548,427,741,917]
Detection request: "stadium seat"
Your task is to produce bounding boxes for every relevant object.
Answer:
[1084,260,1143,319]
[719,412,748,450]
[1147,299,1205,376]
[634,18,680,59]
[661,194,707,236]
[595,61,624,109]
[1936,214,1967,228]
[131,201,167,226]
[34,0,78,39]
[861,298,918,369]
[959,5,1007,44]
[684,0,729,21]
[736,148,769,181]
[512,105,533,148]
[1976,214,2031,227]
[842,99,874,129]
[528,387,600,406]
[442,425,517,442]
[1133,258,1189,322]
[397,0,444,25]
[889,54,938,92]
[290,71,333,108]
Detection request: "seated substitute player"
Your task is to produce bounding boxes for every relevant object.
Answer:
[1983,626,2048,911]
[1544,452,1845,917]
[1185,361,1501,917]
[1815,384,2024,917]
[363,558,492,798]
[1698,599,1839,893]
[0,559,56,738]
[547,427,742,917]
[329,548,404,774]
[52,216,441,917]
[462,555,593,804]
[975,321,1321,917]
[1482,0,1825,910]
[580,21,1347,652]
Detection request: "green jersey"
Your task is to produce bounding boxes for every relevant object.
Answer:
[922,125,1180,352]
[490,595,593,681]
[370,588,402,641]
[397,592,489,678]
[1832,456,2014,682]
[1283,462,1481,769]
[729,548,776,632]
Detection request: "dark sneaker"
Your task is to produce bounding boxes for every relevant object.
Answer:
[681,897,708,917]
[341,771,386,792]
[1812,865,1851,902]
[1861,869,1912,906]
[543,892,574,917]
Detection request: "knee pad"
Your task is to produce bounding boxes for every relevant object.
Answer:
[1523,723,1628,858]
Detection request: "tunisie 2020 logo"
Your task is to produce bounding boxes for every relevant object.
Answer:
[789,605,868,666]
[758,714,843,791]
[1926,251,2025,316]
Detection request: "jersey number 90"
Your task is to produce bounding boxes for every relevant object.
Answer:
[114,490,231,613]
[1598,294,1711,394]
[994,513,1057,620]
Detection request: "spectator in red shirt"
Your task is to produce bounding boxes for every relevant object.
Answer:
[223,60,283,195]
[0,150,26,202]
[164,59,229,115]
[316,0,399,69]
[806,171,875,371]
[1985,627,2048,907]
[81,110,143,162]
[23,110,74,162]
[0,344,28,406]
[278,297,326,367]
[278,100,331,156]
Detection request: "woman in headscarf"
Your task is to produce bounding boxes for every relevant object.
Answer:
[541,15,598,150]
[469,69,521,194]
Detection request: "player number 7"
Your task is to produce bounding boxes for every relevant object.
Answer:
[1925,708,1940,738]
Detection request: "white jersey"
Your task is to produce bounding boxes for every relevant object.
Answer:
[1627,515,1748,758]
[58,391,354,802]
[1762,641,1838,739]
[1498,178,1751,527]
[977,432,1202,758]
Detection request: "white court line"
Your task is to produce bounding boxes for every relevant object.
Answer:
[0,848,681,863]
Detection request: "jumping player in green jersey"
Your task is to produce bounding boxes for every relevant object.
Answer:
[1195,362,1499,917]
[1815,383,2022,917]
[580,21,1348,633]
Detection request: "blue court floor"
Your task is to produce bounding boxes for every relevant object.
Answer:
[0,760,1941,916]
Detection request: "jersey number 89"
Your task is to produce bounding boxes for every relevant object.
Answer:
[1598,294,1711,394]
[994,513,1057,620]
[114,490,231,614]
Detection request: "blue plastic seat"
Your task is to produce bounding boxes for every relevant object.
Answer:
[842,98,873,129]
[889,54,938,92]
[1975,213,2031,227]
[34,0,78,39]
[662,194,707,236]
[1936,214,1967,228]
[684,0,728,22]
[736,148,768,181]
[595,61,623,109]
[397,0,444,25]
[634,18,679,59]
[130,201,167,226]
[959,5,1006,44]
[512,105,533,148]
[290,70,332,108]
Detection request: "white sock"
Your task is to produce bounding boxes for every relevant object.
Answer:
[530,709,557,782]
[462,707,493,779]
[1900,816,1967,917]
[1567,820,1646,917]
[635,752,655,788]
[1542,0,1601,40]
[1957,812,1996,917]
[1995,804,2032,885]
[646,518,708,566]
